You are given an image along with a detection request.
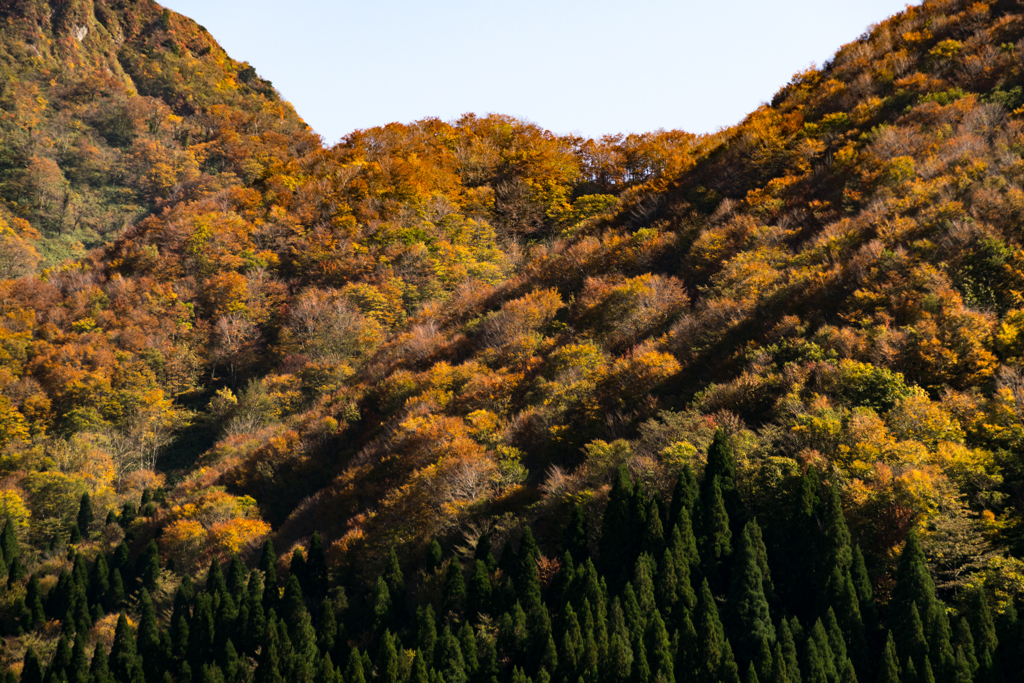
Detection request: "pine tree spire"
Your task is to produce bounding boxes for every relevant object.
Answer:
[728,520,775,665]
[600,465,637,589]
[878,632,900,683]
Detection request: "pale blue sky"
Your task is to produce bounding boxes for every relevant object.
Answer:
[161,0,917,145]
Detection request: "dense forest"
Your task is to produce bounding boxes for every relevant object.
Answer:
[2,0,1024,680]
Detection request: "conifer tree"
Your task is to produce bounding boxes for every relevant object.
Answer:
[822,486,852,575]
[281,575,305,631]
[69,636,88,683]
[996,599,1020,682]
[645,611,674,683]
[306,532,328,599]
[747,519,774,596]
[769,641,788,683]
[76,493,93,538]
[565,504,589,560]
[189,595,216,668]
[634,555,657,617]
[458,621,479,676]
[371,576,392,634]
[47,571,73,623]
[170,576,193,659]
[110,613,143,683]
[621,582,644,637]
[288,549,307,593]
[416,605,438,667]
[426,540,444,573]
[476,533,497,572]
[600,465,637,589]
[559,603,583,680]
[518,527,540,573]
[670,504,700,572]
[891,533,936,644]
[443,560,466,617]
[468,560,492,618]
[45,635,72,683]
[205,557,227,597]
[582,614,600,680]
[955,618,978,675]
[720,640,742,683]
[25,575,45,629]
[971,589,997,682]
[2,519,23,587]
[255,628,283,683]
[918,657,935,683]
[318,597,338,655]
[88,554,109,606]
[630,481,649,549]
[728,521,775,664]
[631,630,650,683]
[668,465,699,533]
[953,646,973,683]
[777,472,819,615]
[285,586,317,664]
[778,619,801,683]
[703,430,741,521]
[259,540,278,608]
[698,476,732,586]
[107,569,125,612]
[655,544,680,623]
[839,658,858,683]
[343,648,365,683]
[479,633,500,683]
[137,590,163,680]
[410,651,429,683]
[22,647,43,683]
[696,579,724,683]
[135,541,160,594]
[226,556,247,599]
[607,631,633,683]
[376,630,400,683]
[826,566,869,677]
[803,637,829,683]
[90,643,111,683]
[903,603,928,668]
[925,602,955,677]
[382,547,404,596]
[71,582,93,637]
[904,658,918,683]
[438,626,468,683]
[199,663,224,683]
[642,498,665,557]
[219,640,242,683]
[72,553,88,591]
[824,609,848,667]
[111,543,130,584]
[529,603,557,674]
[878,632,900,683]
[499,603,529,667]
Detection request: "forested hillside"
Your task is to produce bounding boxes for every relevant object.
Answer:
[2,0,1024,681]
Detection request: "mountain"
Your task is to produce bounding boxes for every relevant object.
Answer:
[1,0,1024,680]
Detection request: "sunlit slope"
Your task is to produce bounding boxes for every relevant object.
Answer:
[0,0,1021,610]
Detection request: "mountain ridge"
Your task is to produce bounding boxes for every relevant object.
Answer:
[0,0,1024,678]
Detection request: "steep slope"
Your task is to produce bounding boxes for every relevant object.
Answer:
[3,0,1024,668]
[0,0,315,264]
[214,0,1024,588]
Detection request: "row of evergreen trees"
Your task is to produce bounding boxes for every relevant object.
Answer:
[6,431,1023,683]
